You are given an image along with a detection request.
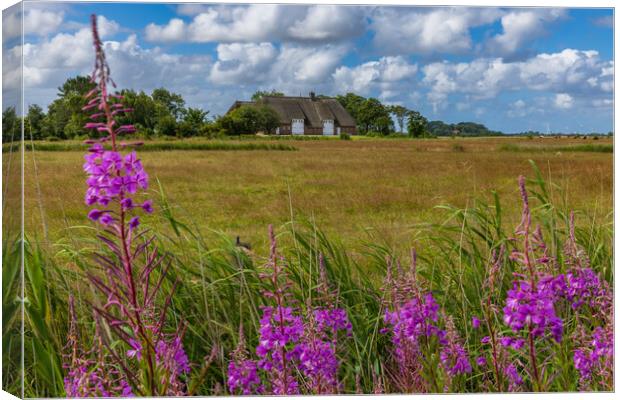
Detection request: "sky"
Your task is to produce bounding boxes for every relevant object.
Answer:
[2,2,614,133]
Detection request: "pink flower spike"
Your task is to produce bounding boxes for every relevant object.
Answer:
[85,88,98,98]
[82,102,98,111]
[84,122,105,129]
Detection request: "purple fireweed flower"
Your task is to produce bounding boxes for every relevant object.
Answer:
[476,356,486,366]
[65,14,189,397]
[296,338,340,392]
[505,364,523,389]
[472,316,481,329]
[129,216,140,230]
[295,306,351,393]
[155,336,190,376]
[142,200,154,214]
[564,268,604,309]
[88,209,105,221]
[126,338,142,360]
[440,342,472,376]
[481,336,490,344]
[503,279,563,342]
[228,360,263,395]
[574,326,614,385]
[99,213,113,226]
[314,308,353,335]
[120,197,133,210]
[256,306,304,368]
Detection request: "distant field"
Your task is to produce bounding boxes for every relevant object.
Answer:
[14,136,613,254]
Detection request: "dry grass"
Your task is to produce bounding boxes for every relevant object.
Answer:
[20,136,612,253]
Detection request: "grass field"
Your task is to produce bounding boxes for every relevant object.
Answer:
[17,136,612,255]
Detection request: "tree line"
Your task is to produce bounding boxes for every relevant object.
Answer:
[3,75,511,142]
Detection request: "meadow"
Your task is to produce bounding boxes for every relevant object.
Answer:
[2,135,614,397]
[18,136,613,254]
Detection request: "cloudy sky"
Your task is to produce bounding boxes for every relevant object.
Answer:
[2,2,614,133]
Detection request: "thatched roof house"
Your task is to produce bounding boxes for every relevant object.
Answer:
[228,92,357,135]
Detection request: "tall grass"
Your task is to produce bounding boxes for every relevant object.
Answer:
[6,162,613,396]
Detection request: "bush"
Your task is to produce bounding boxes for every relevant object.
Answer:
[45,135,61,141]
[339,132,351,140]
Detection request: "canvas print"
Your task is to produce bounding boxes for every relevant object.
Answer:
[1,1,614,397]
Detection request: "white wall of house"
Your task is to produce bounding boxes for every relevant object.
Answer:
[323,119,334,135]
[292,119,304,135]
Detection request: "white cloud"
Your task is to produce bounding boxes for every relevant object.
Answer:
[554,93,574,109]
[287,6,366,41]
[371,7,502,55]
[176,4,212,16]
[208,42,345,89]
[14,16,211,110]
[209,43,277,85]
[422,49,613,111]
[3,8,65,39]
[507,99,530,117]
[486,9,566,57]
[145,18,186,42]
[146,4,365,44]
[273,45,345,84]
[333,56,418,95]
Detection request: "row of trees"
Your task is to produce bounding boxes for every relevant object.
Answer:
[2,76,213,142]
[335,93,429,137]
[426,120,502,137]
[2,75,512,141]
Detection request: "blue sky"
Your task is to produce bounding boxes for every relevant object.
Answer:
[3,2,614,133]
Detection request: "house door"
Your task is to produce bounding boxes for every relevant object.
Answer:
[292,119,304,135]
[323,120,334,135]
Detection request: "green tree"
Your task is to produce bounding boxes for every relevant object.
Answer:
[25,104,45,140]
[357,98,393,135]
[336,93,366,126]
[2,107,19,142]
[389,105,409,133]
[218,105,280,135]
[57,75,95,99]
[336,94,393,135]
[155,114,177,136]
[406,110,428,138]
[43,76,96,139]
[118,90,159,131]
[177,108,210,137]
[151,88,186,120]
[251,90,284,101]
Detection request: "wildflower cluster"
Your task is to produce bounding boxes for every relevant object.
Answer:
[227,227,352,395]
[63,297,134,397]
[471,177,614,392]
[63,15,191,397]
[382,252,472,392]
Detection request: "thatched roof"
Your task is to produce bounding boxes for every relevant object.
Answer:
[229,96,356,128]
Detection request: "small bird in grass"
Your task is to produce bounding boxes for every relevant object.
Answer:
[235,236,252,251]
